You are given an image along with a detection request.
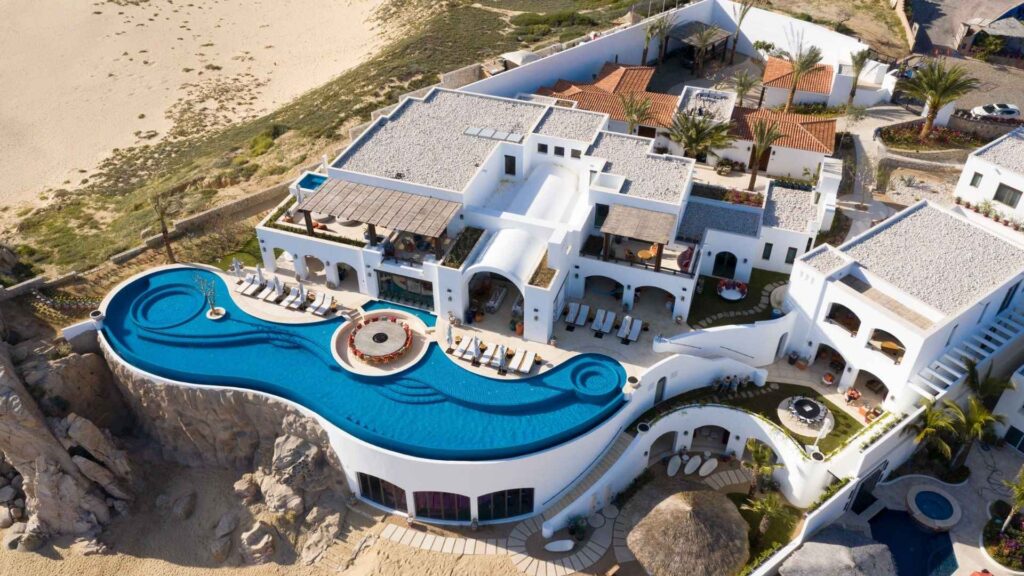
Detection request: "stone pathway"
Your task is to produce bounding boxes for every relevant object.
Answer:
[692,280,788,329]
[703,467,753,491]
[379,522,510,556]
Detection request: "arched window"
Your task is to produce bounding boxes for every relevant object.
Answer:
[477,488,534,521]
[358,473,407,512]
[414,491,471,521]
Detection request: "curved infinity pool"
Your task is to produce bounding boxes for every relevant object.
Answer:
[102,268,626,461]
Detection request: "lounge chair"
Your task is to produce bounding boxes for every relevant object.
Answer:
[243,279,264,296]
[264,281,285,302]
[307,292,326,314]
[453,337,470,358]
[462,337,481,361]
[509,349,526,372]
[591,309,606,332]
[480,345,497,367]
[279,287,300,308]
[628,319,643,342]
[617,316,633,339]
[600,311,616,333]
[565,302,579,324]
[489,345,506,369]
[287,290,307,310]
[312,295,334,316]
[574,304,590,327]
[517,351,536,375]
[235,273,256,293]
[485,286,508,314]
[255,282,275,300]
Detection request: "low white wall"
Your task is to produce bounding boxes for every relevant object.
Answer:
[654,312,796,366]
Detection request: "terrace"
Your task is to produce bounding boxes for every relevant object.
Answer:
[580,204,697,277]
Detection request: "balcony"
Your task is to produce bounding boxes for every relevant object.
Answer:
[867,329,907,365]
[825,303,861,337]
[580,235,697,277]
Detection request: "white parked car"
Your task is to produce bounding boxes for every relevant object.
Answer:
[971,103,1021,119]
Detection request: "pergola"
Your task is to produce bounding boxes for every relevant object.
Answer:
[599,204,677,272]
[668,21,731,71]
[296,178,460,259]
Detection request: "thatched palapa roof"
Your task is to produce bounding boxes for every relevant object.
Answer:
[779,526,897,576]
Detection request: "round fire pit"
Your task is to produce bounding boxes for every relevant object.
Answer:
[792,398,823,421]
[349,317,413,364]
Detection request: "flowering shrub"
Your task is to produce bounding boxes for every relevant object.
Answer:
[879,124,987,150]
[985,516,1024,569]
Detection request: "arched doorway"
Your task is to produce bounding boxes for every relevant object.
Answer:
[273,248,297,277]
[712,251,737,279]
[466,271,525,335]
[692,425,729,454]
[813,343,846,385]
[648,431,677,465]
[632,285,675,317]
[851,369,889,407]
[304,255,326,284]
[334,262,359,292]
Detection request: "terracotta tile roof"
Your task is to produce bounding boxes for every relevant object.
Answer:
[730,107,836,154]
[537,63,679,127]
[762,57,834,94]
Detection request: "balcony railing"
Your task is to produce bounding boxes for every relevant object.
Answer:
[825,316,860,336]
[866,341,905,365]
[580,236,697,278]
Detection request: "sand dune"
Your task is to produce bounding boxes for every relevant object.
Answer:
[0,0,385,206]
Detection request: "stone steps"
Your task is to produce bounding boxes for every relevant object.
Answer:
[542,432,634,523]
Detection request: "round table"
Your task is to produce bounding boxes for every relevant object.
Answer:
[637,249,654,261]
[352,321,408,359]
[792,398,823,421]
[718,288,744,301]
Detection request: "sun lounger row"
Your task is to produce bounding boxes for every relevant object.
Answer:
[451,336,536,375]
[563,301,643,342]
[235,273,334,316]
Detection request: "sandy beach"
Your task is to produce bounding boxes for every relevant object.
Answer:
[0,0,385,207]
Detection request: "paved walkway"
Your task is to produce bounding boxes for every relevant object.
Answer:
[691,279,789,329]
[872,446,1024,576]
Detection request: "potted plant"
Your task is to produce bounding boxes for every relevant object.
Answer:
[954,196,962,205]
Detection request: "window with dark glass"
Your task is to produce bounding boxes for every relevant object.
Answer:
[538,143,548,154]
[995,183,1023,208]
[358,473,407,512]
[414,491,471,521]
[571,149,582,159]
[970,172,983,187]
[785,247,798,264]
[594,203,610,227]
[478,488,534,521]
[761,243,773,260]
[554,146,565,157]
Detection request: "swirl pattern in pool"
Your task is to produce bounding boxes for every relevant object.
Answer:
[102,268,627,460]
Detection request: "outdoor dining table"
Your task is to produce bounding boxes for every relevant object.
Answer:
[637,249,655,261]
[791,397,824,422]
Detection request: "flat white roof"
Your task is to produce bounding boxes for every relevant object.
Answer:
[589,132,693,203]
[491,163,581,222]
[533,106,606,142]
[839,202,1024,315]
[678,87,736,123]
[334,89,546,192]
[975,127,1024,175]
[763,184,817,233]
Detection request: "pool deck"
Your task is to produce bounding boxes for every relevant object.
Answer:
[851,446,1024,576]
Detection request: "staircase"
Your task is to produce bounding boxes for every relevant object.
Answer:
[541,431,634,522]
[908,306,1024,400]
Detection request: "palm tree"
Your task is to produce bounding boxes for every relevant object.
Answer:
[742,439,781,494]
[731,69,759,107]
[777,43,823,113]
[741,492,786,543]
[846,48,872,110]
[747,119,783,191]
[642,19,657,65]
[150,190,179,263]
[1002,466,1024,532]
[946,395,1004,470]
[965,358,1015,407]
[902,59,979,139]
[649,15,671,65]
[905,398,958,461]
[729,0,759,65]
[619,93,654,135]
[666,113,735,160]
[692,24,720,76]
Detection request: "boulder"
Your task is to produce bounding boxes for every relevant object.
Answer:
[71,456,132,501]
[240,521,275,564]
[259,475,303,517]
[64,413,132,481]
[16,518,46,552]
[2,522,25,550]
[271,435,321,487]
[233,474,260,504]
[0,507,13,529]
[299,508,343,566]
[31,353,130,432]
[210,534,233,563]
[214,511,238,539]
[171,491,196,520]
[69,537,110,556]
[10,475,21,491]
[0,485,14,503]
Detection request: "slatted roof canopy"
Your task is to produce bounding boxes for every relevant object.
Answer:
[669,21,731,47]
[297,178,460,238]
[600,204,676,245]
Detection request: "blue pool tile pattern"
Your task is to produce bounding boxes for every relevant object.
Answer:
[102,268,626,460]
[870,509,958,576]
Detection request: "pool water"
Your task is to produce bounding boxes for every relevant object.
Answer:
[298,173,328,191]
[915,491,955,521]
[870,509,958,576]
[362,300,436,327]
[102,268,626,461]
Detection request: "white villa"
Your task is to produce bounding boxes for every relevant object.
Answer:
[81,2,1024,575]
[955,126,1024,220]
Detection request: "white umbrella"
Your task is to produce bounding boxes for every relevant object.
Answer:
[445,323,454,350]
[256,265,265,284]
[298,282,306,302]
[495,344,507,368]
[467,337,480,360]
[231,258,243,278]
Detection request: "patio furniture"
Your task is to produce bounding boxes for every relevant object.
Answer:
[617,316,633,339]
[545,540,574,553]
[480,344,497,367]
[509,349,526,372]
[518,351,536,375]
[592,309,606,331]
[485,285,507,313]
[243,279,264,297]
[698,457,718,477]
[600,311,616,333]
[565,302,580,323]
[637,249,655,261]
[279,287,300,308]
[627,319,643,342]
[667,454,682,477]
[307,292,327,314]
[235,273,257,293]
[313,296,334,316]
[683,455,702,475]
[575,304,590,326]
[489,344,506,369]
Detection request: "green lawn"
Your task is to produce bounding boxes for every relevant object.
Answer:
[211,233,262,271]
[688,268,790,328]
[727,492,802,571]
[631,382,864,455]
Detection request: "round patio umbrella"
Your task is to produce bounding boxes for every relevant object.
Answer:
[779,526,896,576]
[623,487,748,576]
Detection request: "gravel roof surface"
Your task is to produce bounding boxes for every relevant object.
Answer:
[677,198,761,241]
[335,90,546,191]
[533,107,606,142]
[678,87,736,122]
[803,246,848,274]
[590,132,692,203]
[842,203,1024,314]
[763,185,817,232]
[976,127,1024,174]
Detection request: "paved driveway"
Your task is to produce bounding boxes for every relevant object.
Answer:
[910,0,1023,52]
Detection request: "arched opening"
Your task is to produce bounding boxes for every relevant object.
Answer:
[825,302,862,336]
[413,491,471,522]
[691,425,730,454]
[848,369,889,418]
[466,271,524,335]
[648,431,677,466]
[584,275,624,306]
[304,255,326,284]
[868,329,907,364]
[378,271,434,311]
[813,343,846,388]
[272,248,297,277]
[631,285,676,318]
[334,262,359,292]
[712,251,738,279]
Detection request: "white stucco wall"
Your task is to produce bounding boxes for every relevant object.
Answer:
[955,154,1024,220]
